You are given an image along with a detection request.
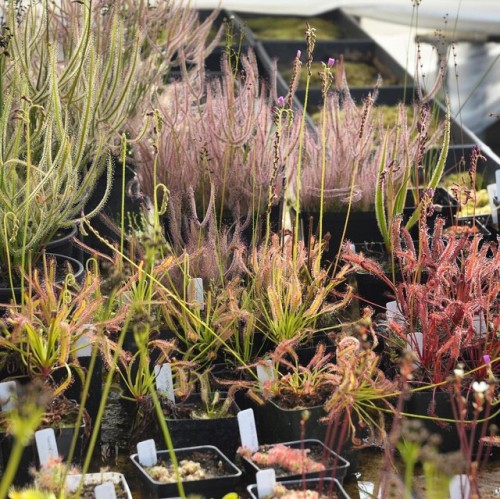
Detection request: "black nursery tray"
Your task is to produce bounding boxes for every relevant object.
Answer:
[130,445,242,498]
[228,9,371,44]
[240,439,350,484]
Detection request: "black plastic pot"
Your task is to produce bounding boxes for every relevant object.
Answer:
[0,253,85,308]
[403,389,494,456]
[240,439,350,484]
[249,398,327,445]
[245,397,361,478]
[0,420,87,487]
[44,224,82,263]
[301,210,382,265]
[247,477,350,499]
[161,393,241,460]
[130,445,242,498]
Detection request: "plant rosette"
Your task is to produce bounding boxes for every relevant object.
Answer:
[130,445,242,497]
[66,471,133,499]
[247,477,350,499]
[239,439,349,484]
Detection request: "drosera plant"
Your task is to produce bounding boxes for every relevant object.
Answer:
[247,233,353,346]
[342,215,500,385]
[0,256,129,395]
[0,53,111,293]
[247,339,341,409]
[129,46,303,248]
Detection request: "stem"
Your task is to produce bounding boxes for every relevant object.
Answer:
[0,436,25,498]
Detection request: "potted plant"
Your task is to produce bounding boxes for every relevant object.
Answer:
[341,216,499,453]
[246,233,353,348]
[247,477,350,499]
[237,322,397,476]
[129,47,303,249]
[7,455,133,499]
[239,439,350,484]
[130,441,242,498]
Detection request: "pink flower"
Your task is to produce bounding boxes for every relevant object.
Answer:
[296,50,301,59]
[277,96,285,106]
[328,57,335,67]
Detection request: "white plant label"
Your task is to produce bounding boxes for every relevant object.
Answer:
[496,169,500,206]
[0,381,17,411]
[75,332,93,358]
[449,474,471,499]
[137,439,157,467]
[256,360,274,387]
[65,475,79,493]
[256,469,276,498]
[487,183,498,225]
[154,363,175,403]
[407,331,423,357]
[358,481,375,499]
[188,277,204,310]
[237,408,259,452]
[473,312,487,338]
[386,300,404,325]
[35,428,59,466]
[95,482,117,499]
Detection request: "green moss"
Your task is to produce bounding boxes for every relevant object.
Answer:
[244,16,342,40]
[281,60,399,88]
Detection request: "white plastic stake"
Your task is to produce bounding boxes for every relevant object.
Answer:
[0,381,17,411]
[188,278,204,310]
[386,300,404,325]
[256,360,274,387]
[487,183,498,225]
[95,482,117,499]
[407,331,423,357]
[137,439,158,467]
[154,363,175,403]
[35,428,59,466]
[358,481,375,499]
[256,469,276,498]
[237,409,259,453]
[75,333,93,358]
[496,170,500,206]
[473,312,487,338]
[449,474,471,499]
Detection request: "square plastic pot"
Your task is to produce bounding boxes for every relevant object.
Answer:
[130,445,242,498]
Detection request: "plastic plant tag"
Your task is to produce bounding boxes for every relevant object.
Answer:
[386,300,404,325]
[256,360,274,387]
[256,469,276,498]
[449,474,471,499]
[358,481,375,499]
[66,476,79,493]
[95,482,117,499]
[154,363,175,403]
[407,331,423,356]
[473,312,487,338]
[35,428,59,466]
[237,408,259,452]
[0,381,17,411]
[188,277,204,310]
[487,183,498,225]
[75,332,93,358]
[137,439,158,467]
[496,169,500,206]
